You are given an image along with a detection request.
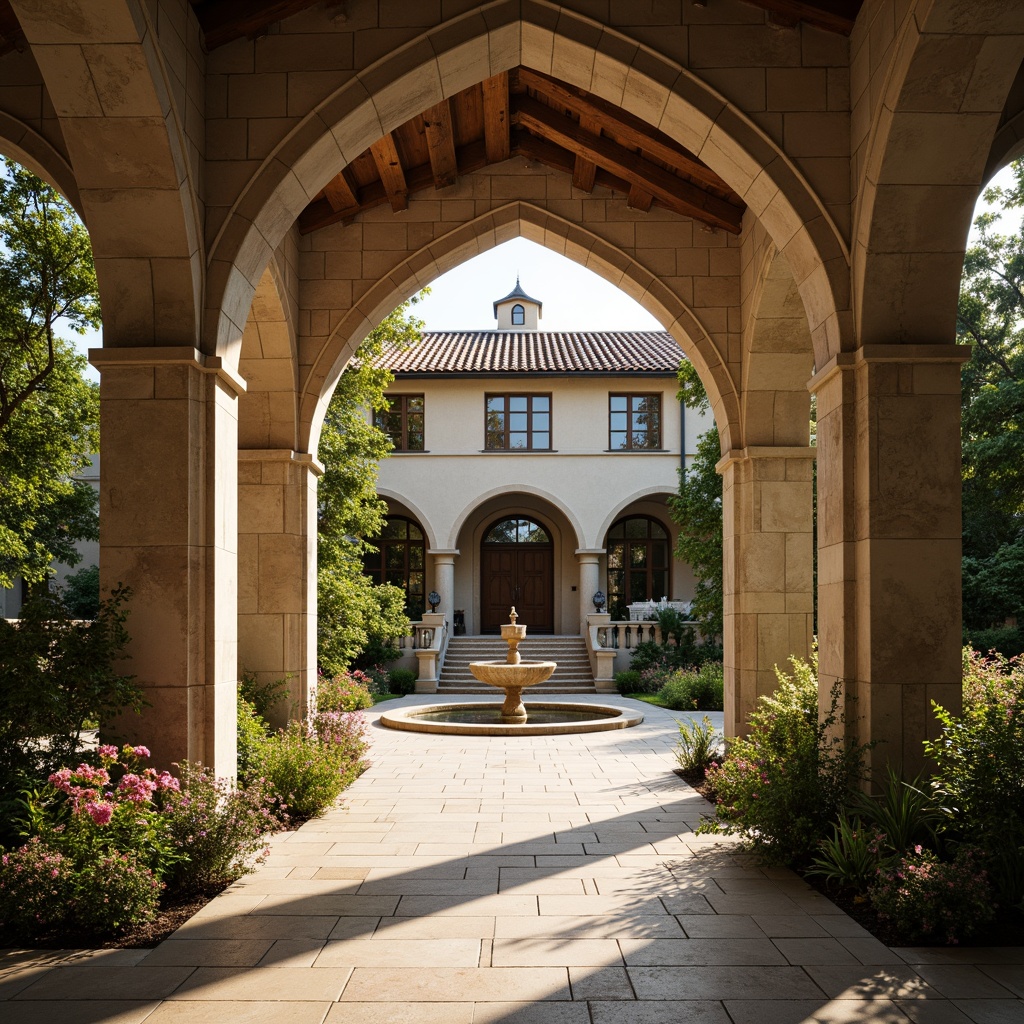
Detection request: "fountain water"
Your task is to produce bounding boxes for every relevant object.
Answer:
[378,608,644,736]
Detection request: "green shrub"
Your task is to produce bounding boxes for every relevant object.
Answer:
[249,714,369,821]
[71,852,162,936]
[237,693,269,782]
[60,563,100,619]
[614,669,643,694]
[239,669,290,722]
[0,837,76,939]
[869,846,994,945]
[963,625,1024,659]
[388,668,417,695]
[699,650,869,866]
[674,715,721,775]
[808,818,889,892]
[925,647,1024,909]
[317,669,375,712]
[660,662,724,711]
[0,585,141,806]
[161,761,276,893]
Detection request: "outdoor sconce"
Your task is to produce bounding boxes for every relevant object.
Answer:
[428,591,441,612]
[593,590,606,612]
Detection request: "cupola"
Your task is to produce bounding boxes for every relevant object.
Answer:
[493,277,542,331]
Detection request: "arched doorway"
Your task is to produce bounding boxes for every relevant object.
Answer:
[364,516,427,620]
[480,516,554,634]
[605,516,671,621]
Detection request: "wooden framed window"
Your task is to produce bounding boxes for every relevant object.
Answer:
[363,516,426,619]
[375,394,424,451]
[485,393,551,451]
[609,393,661,450]
[605,516,670,620]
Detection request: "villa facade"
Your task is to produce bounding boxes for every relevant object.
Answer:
[370,281,714,638]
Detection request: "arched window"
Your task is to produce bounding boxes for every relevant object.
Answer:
[605,516,669,620]
[363,516,426,619]
[511,303,525,325]
[483,517,551,544]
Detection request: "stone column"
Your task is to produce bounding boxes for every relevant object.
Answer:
[238,450,323,728]
[428,549,458,619]
[576,549,604,634]
[90,347,243,778]
[718,446,816,739]
[812,345,969,780]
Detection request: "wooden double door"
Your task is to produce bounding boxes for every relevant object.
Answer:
[480,521,554,634]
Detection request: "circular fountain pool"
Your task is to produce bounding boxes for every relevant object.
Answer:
[379,701,643,736]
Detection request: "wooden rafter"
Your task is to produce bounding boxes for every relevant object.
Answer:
[739,0,861,35]
[323,168,359,214]
[190,0,323,50]
[481,72,510,164]
[517,69,727,193]
[572,114,602,193]
[512,94,742,233]
[422,99,458,189]
[370,133,408,213]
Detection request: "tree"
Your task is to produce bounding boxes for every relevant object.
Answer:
[316,295,426,675]
[0,162,100,587]
[667,359,723,639]
[957,161,1024,632]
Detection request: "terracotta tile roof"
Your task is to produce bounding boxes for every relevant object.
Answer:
[376,331,682,375]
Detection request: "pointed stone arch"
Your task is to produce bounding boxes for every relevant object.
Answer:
[205,2,850,375]
[0,113,82,216]
[9,0,204,348]
[299,201,742,458]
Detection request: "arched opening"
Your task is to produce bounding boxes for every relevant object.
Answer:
[363,515,427,621]
[511,303,525,326]
[605,516,671,621]
[480,515,554,635]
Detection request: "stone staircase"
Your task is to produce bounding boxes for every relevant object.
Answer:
[437,635,596,694]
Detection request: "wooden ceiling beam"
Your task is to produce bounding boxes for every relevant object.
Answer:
[481,72,510,164]
[513,130,631,197]
[191,0,323,50]
[572,114,602,193]
[517,68,733,195]
[370,133,409,213]
[323,167,359,214]
[627,184,655,213]
[422,99,459,190]
[738,0,861,35]
[512,95,743,233]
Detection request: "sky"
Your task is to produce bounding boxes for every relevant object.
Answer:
[72,164,1016,377]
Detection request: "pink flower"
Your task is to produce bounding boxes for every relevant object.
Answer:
[154,771,180,792]
[117,773,157,803]
[85,801,114,825]
[97,744,119,759]
[132,745,151,759]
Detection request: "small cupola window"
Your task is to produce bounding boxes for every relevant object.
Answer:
[511,303,525,326]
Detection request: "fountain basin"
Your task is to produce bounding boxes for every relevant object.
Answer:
[379,701,643,736]
[468,660,556,689]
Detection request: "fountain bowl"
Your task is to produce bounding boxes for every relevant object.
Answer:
[379,701,644,736]
[468,660,556,689]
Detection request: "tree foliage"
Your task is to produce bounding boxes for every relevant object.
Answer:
[957,161,1024,631]
[667,359,723,638]
[316,295,425,674]
[0,161,100,587]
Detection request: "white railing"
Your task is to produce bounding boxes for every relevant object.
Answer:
[400,612,448,693]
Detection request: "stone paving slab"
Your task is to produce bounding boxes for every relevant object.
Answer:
[1,696,1021,1023]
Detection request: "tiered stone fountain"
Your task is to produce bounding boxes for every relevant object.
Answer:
[379,607,643,736]
[467,607,555,722]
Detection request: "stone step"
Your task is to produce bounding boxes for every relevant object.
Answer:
[439,635,595,693]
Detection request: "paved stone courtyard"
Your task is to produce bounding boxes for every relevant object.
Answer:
[2,696,1022,1023]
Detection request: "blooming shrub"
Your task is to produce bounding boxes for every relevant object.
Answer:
[0,838,76,937]
[317,670,375,712]
[161,761,277,892]
[699,651,868,866]
[660,662,724,711]
[40,744,183,880]
[71,852,162,935]
[925,648,1024,909]
[248,713,369,821]
[869,846,994,945]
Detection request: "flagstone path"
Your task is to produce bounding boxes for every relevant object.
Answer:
[2,694,1022,1024]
